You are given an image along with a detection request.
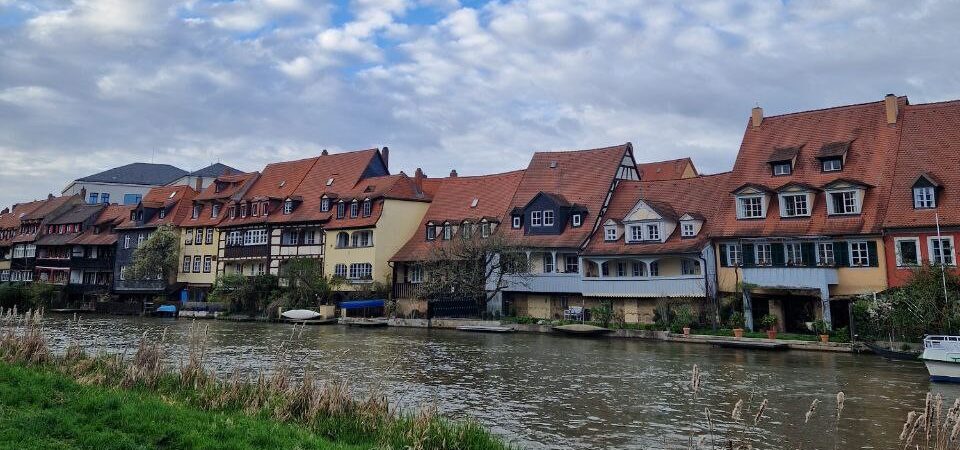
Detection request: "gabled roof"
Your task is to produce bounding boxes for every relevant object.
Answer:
[635,199,679,222]
[767,146,801,163]
[70,205,134,246]
[584,172,732,256]
[817,141,851,158]
[21,195,80,222]
[775,181,821,192]
[188,163,241,178]
[716,96,906,237]
[391,170,525,262]
[911,172,942,188]
[47,204,104,225]
[500,144,632,248]
[321,173,428,230]
[0,201,44,247]
[75,163,188,186]
[636,157,698,181]
[118,185,197,229]
[194,172,259,202]
[884,100,960,228]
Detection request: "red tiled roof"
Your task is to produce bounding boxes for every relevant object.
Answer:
[584,173,731,256]
[118,186,197,229]
[500,144,631,248]
[636,157,697,181]
[11,195,83,243]
[70,205,134,246]
[391,170,525,261]
[184,172,260,227]
[715,97,906,238]
[217,156,320,227]
[884,100,960,228]
[322,174,430,230]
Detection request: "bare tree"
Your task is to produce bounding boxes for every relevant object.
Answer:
[127,224,180,281]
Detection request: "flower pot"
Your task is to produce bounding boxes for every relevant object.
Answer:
[766,330,777,340]
[682,327,691,336]
[819,334,829,343]
[733,328,744,338]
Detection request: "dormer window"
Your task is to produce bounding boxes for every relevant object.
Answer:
[211,204,221,218]
[572,214,582,227]
[336,201,345,219]
[442,223,452,240]
[192,205,201,219]
[772,162,791,176]
[159,209,166,219]
[462,221,472,239]
[779,193,811,217]
[240,204,248,218]
[817,141,849,173]
[767,147,799,177]
[426,223,436,240]
[821,158,843,172]
[251,203,260,216]
[737,196,764,219]
[350,201,358,218]
[362,199,372,217]
[531,211,542,227]
[481,221,491,238]
[646,223,660,241]
[914,186,936,209]
[229,205,236,219]
[681,222,695,237]
[320,197,330,212]
[283,199,293,215]
[512,216,521,229]
[604,226,618,242]
[543,210,554,226]
[825,187,862,215]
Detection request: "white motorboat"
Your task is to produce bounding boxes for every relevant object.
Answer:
[922,335,960,382]
[281,309,322,320]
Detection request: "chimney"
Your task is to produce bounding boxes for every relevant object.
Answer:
[321,149,329,156]
[381,146,389,170]
[885,93,899,125]
[80,187,87,202]
[751,106,763,129]
[1,207,8,215]
[195,176,203,192]
[414,168,425,193]
[47,193,54,200]
[449,169,458,177]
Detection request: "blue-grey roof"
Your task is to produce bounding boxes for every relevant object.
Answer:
[76,163,188,186]
[189,163,241,177]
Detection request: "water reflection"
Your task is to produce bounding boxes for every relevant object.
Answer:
[39,314,958,449]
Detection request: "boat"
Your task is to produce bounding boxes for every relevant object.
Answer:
[281,309,322,320]
[456,325,514,333]
[155,304,177,318]
[922,336,960,382]
[287,317,339,325]
[552,324,611,336]
[713,340,789,351]
[343,318,389,328]
[864,341,921,361]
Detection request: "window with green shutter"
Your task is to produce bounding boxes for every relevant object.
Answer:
[742,243,755,267]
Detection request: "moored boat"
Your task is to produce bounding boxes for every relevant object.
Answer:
[922,336,960,382]
[864,341,921,361]
[552,324,611,336]
[456,325,514,333]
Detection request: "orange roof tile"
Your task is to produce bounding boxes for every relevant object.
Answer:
[636,157,698,181]
[322,173,429,230]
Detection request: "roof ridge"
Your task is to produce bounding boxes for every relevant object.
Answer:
[759,97,904,121]
[441,169,526,181]
[531,143,627,156]
[904,98,960,109]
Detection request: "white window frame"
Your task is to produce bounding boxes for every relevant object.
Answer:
[755,243,773,266]
[646,223,660,241]
[304,229,316,245]
[772,162,791,176]
[928,236,956,266]
[531,211,542,227]
[914,187,936,209]
[629,225,642,242]
[681,259,701,276]
[817,242,835,266]
[512,216,521,229]
[737,195,765,219]
[182,256,191,273]
[192,205,201,219]
[543,210,555,226]
[481,222,491,238]
[849,241,870,267]
[827,190,861,215]
[604,226,618,242]
[334,264,347,278]
[409,265,423,283]
[784,242,803,266]
[895,237,921,267]
[320,197,330,212]
[681,222,695,237]
[725,244,742,266]
[283,200,293,215]
[192,256,202,273]
[822,158,842,172]
[572,214,582,227]
[542,253,555,273]
[780,193,810,217]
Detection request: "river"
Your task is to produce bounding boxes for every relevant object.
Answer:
[37,314,956,449]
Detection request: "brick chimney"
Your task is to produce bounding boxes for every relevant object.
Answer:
[414,168,425,193]
[80,187,87,201]
[449,169,458,177]
[47,193,54,200]
[381,146,389,170]
[321,149,328,156]
[751,106,763,129]
[885,93,899,125]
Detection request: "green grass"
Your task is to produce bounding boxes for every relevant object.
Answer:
[689,328,825,342]
[0,362,362,450]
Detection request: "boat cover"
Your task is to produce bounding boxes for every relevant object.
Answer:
[340,299,385,310]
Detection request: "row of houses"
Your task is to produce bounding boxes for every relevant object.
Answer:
[1,94,958,331]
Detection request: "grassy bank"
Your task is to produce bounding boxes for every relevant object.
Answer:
[0,310,510,450]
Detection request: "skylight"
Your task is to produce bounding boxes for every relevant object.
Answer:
[168,192,176,199]
[470,198,479,208]
[326,178,334,186]
[279,180,286,188]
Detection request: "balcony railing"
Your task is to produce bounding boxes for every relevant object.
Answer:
[223,245,269,259]
[580,276,707,298]
[393,282,423,299]
[741,267,839,291]
[494,272,583,293]
[114,279,166,292]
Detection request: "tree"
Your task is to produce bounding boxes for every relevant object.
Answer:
[855,265,960,341]
[209,273,281,316]
[280,258,341,308]
[127,224,180,281]
[418,233,529,311]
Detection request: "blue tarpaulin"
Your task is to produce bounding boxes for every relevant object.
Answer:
[340,299,385,310]
[156,305,177,313]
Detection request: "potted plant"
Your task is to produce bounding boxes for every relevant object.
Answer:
[672,306,695,336]
[729,311,745,338]
[812,319,830,343]
[759,314,779,339]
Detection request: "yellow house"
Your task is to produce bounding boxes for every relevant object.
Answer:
[322,173,431,291]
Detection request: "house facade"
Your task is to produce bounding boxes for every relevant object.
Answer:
[34,204,106,292]
[64,205,132,303]
[9,195,83,283]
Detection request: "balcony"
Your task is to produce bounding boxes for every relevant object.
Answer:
[394,282,423,299]
[581,276,707,298]
[114,279,166,292]
[70,257,114,270]
[223,245,269,259]
[35,258,71,268]
[495,272,583,294]
[741,267,839,291]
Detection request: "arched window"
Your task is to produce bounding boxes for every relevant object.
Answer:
[336,231,349,248]
[351,230,372,247]
[283,199,293,214]
[425,223,436,240]
[350,200,359,218]
[442,222,453,240]
[320,196,330,212]
[362,199,372,217]
[631,261,646,277]
[461,221,472,239]
[336,201,345,219]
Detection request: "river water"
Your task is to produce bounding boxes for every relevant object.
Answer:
[36,314,957,449]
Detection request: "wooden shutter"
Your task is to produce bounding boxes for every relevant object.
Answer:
[801,242,816,267]
[834,241,849,267]
[867,241,879,267]
[719,244,729,267]
[772,243,785,266]
[742,243,755,267]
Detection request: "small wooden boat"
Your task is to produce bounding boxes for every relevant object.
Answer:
[287,317,338,325]
[552,324,611,336]
[281,309,322,320]
[864,341,921,361]
[344,319,389,328]
[713,340,789,351]
[456,325,514,333]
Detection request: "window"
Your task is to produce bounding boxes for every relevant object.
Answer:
[254,263,265,275]
[531,211,542,227]
[240,203,247,218]
[646,223,660,241]
[822,158,843,172]
[304,229,316,245]
[159,208,168,219]
[283,200,293,215]
[282,229,299,245]
[205,228,213,245]
[850,241,870,266]
[784,242,803,265]
[192,256,201,273]
[481,222,491,238]
[88,193,99,204]
[755,243,772,266]
[124,235,130,249]
[122,194,139,205]
[616,261,626,277]
[914,187,936,209]
[737,196,764,219]
[336,232,349,248]
[817,242,835,266]
[781,194,809,217]
[725,244,742,266]
[229,205,236,219]
[681,223,695,237]
[604,226,617,242]
[929,237,956,266]
[350,201,359,218]
[212,204,221,218]
[543,253,555,273]
[895,238,920,266]
[243,229,268,246]
[426,225,436,240]
[362,199,372,217]
[462,222,472,239]
[352,231,372,247]
[137,234,145,247]
[251,202,260,216]
[336,202,345,219]
[442,223,452,240]
[681,259,701,275]
[119,266,127,281]
[348,263,373,280]
[226,231,242,247]
[512,216,521,229]
[320,197,330,212]
[203,256,212,273]
[334,264,347,278]
[409,265,423,283]
[182,256,191,273]
[829,191,860,215]
[565,255,579,273]
[543,210,554,226]
[572,214,582,227]
[100,193,110,204]
[190,205,200,219]
[629,225,642,242]
[194,229,203,245]
[649,261,659,276]
[632,261,644,277]
[772,162,791,176]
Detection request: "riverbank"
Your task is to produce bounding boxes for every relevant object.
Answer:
[0,311,511,450]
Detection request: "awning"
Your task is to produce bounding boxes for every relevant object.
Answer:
[340,299,385,310]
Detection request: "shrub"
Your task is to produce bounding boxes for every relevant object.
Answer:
[728,311,745,329]
[759,314,778,330]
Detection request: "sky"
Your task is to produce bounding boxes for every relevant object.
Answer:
[1,0,959,207]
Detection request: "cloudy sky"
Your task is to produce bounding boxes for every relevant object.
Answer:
[1,0,958,207]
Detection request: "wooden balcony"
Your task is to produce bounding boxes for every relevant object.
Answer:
[580,276,707,298]
[393,282,423,299]
[223,245,269,259]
